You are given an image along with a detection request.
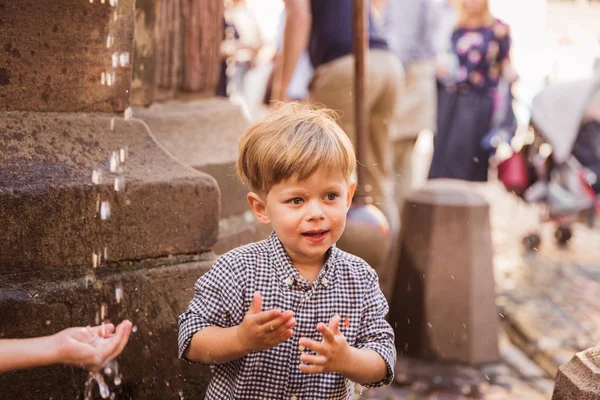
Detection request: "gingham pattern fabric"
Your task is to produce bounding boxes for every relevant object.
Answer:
[178,232,395,400]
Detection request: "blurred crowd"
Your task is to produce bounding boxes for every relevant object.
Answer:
[217,0,600,257]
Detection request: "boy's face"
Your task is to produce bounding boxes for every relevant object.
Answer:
[248,168,355,267]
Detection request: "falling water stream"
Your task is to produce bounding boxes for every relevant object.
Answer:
[83,0,132,397]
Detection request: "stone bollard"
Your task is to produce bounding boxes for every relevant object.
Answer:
[389,179,500,364]
[552,347,600,399]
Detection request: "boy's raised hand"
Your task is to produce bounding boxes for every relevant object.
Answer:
[298,315,351,374]
[237,291,296,352]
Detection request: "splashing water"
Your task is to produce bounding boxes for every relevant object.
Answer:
[110,118,115,131]
[119,147,127,163]
[85,372,110,399]
[112,52,119,68]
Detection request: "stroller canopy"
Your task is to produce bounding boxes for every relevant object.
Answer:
[531,71,600,164]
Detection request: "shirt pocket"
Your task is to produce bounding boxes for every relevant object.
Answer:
[316,293,362,346]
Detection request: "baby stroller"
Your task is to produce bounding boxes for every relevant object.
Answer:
[517,72,600,250]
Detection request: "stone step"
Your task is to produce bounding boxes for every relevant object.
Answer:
[133,98,271,253]
[0,111,219,281]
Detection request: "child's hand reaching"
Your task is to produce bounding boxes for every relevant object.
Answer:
[237,291,296,352]
[298,315,351,374]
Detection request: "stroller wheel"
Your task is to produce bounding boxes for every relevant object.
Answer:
[522,233,541,251]
[555,227,572,246]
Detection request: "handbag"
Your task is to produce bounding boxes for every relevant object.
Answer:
[498,150,529,195]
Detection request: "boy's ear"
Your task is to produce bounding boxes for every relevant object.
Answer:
[346,181,356,208]
[247,192,271,224]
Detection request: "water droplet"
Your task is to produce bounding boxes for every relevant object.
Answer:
[100,201,111,220]
[119,52,130,67]
[104,247,108,260]
[114,376,122,386]
[109,0,118,7]
[92,170,102,184]
[95,311,100,325]
[106,33,115,48]
[132,325,138,333]
[101,72,106,85]
[125,199,131,206]
[110,152,119,172]
[112,52,119,68]
[93,252,99,268]
[110,117,115,131]
[96,194,101,213]
[100,303,107,320]
[113,11,118,21]
[115,286,123,303]
[46,320,51,325]
[119,147,127,163]
[123,107,132,121]
[101,0,105,3]
[104,366,113,376]
[114,176,125,192]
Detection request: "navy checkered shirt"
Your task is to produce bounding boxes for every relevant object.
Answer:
[178,232,395,399]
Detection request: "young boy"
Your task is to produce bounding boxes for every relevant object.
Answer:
[178,103,395,399]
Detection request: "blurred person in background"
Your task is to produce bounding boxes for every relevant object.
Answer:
[429,0,516,182]
[376,0,454,208]
[271,0,402,300]
[217,0,265,100]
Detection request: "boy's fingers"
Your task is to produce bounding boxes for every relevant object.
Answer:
[316,322,335,343]
[299,353,327,365]
[273,317,296,336]
[299,363,323,374]
[248,291,262,314]
[298,337,324,354]
[329,315,341,335]
[254,309,283,325]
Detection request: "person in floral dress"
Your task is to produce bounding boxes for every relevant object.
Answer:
[429,0,513,182]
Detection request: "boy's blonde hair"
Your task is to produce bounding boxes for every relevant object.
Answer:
[236,102,356,194]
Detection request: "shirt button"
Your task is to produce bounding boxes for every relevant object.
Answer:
[284,277,293,286]
[321,278,329,287]
[290,396,298,400]
[298,344,305,351]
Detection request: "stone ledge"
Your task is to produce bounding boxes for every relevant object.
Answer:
[0,258,214,399]
[0,111,219,279]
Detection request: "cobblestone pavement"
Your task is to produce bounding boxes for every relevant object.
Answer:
[355,181,600,399]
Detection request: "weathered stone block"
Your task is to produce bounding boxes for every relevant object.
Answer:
[0,0,134,112]
[0,111,219,280]
[134,98,270,253]
[552,347,600,400]
[0,257,214,399]
[390,179,500,364]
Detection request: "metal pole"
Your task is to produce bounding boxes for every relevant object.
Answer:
[352,0,369,204]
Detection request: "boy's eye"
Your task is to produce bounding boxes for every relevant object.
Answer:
[326,193,339,201]
[289,197,304,205]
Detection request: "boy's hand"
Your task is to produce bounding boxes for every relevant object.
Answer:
[237,291,296,353]
[298,315,351,374]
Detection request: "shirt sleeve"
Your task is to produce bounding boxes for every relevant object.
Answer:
[495,21,511,62]
[354,268,396,388]
[177,255,243,361]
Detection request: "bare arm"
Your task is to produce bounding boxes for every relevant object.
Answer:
[184,325,249,365]
[340,347,388,384]
[272,0,312,102]
[0,321,131,374]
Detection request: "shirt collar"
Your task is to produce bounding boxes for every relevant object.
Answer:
[267,232,338,288]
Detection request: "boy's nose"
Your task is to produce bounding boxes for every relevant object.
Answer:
[306,201,325,219]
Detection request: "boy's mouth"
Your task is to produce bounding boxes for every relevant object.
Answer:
[302,230,329,241]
